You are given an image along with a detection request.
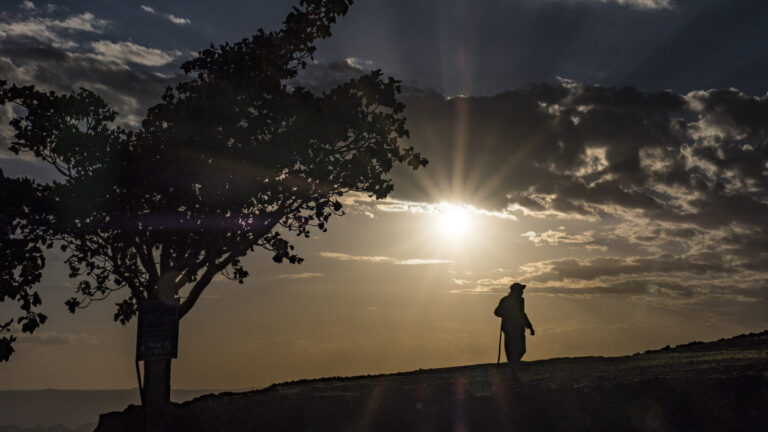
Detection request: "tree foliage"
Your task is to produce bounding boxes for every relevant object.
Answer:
[0,0,426,361]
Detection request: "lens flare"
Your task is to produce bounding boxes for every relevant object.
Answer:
[437,203,470,240]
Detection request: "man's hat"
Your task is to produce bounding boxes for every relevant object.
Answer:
[509,282,526,291]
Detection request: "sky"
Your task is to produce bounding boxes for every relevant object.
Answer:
[1,0,768,390]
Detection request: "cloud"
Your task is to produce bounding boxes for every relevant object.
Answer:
[517,253,734,283]
[397,259,455,265]
[20,1,35,10]
[0,4,185,135]
[453,247,768,316]
[56,12,108,32]
[0,11,108,47]
[522,230,605,250]
[273,272,323,279]
[398,83,768,232]
[139,5,191,25]
[167,15,191,25]
[0,41,180,130]
[528,0,675,11]
[328,80,768,314]
[542,0,673,10]
[319,252,453,265]
[345,57,374,70]
[338,192,517,221]
[318,252,393,263]
[89,40,181,67]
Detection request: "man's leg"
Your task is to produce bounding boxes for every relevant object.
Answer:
[503,331,513,363]
[504,331,522,383]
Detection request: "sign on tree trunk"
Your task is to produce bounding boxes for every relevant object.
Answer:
[137,299,179,361]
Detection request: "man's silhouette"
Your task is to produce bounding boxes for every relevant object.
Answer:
[494,282,534,369]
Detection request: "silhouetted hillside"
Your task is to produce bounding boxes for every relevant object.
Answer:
[0,423,95,432]
[0,389,214,431]
[640,330,768,354]
[96,330,768,432]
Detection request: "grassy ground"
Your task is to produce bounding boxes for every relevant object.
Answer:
[96,331,768,431]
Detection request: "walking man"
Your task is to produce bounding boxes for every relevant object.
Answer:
[494,282,534,370]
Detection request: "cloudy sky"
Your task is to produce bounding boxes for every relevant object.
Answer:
[1,0,768,390]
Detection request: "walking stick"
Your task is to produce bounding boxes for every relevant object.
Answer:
[496,323,502,364]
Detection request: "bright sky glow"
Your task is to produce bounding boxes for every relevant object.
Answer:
[436,202,472,241]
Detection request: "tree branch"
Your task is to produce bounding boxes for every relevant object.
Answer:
[179,257,222,318]
[135,240,159,287]
[160,242,171,275]
[172,247,206,291]
[178,214,283,319]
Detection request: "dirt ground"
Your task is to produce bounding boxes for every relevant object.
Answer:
[97,331,768,431]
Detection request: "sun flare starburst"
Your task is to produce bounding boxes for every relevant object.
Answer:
[436,203,471,240]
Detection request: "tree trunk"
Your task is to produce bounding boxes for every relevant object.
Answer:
[143,275,178,412]
[143,357,172,430]
[143,357,172,408]
[139,275,180,429]
[139,293,178,428]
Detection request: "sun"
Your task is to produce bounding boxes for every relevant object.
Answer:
[436,203,471,240]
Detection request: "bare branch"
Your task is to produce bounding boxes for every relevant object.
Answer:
[135,240,159,286]
[160,242,171,275]
[179,258,221,318]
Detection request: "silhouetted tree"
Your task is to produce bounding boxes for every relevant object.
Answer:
[0,0,426,412]
[0,173,50,362]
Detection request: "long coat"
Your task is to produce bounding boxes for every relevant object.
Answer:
[494,293,533,363]
[494,294,533,333]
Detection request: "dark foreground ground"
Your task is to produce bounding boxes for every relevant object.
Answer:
[0,389,214,431]
[97,331,768,432]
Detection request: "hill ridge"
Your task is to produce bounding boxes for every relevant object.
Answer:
[179,328,768,406]
[97,329,768,432]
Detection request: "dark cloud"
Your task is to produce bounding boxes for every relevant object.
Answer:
[7,0,767,98]
[0,6,187,123]
[0,42,180,123]
[398,83,768,311]
[316,0,768,95]
[3,43,183,112]
[0,5,186,177]
[534,278,696,298]
[394,83,768,234]
[521,253,734,283]
[716,228,768,272]
[456,252,768,317]
[531,277,768,314]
